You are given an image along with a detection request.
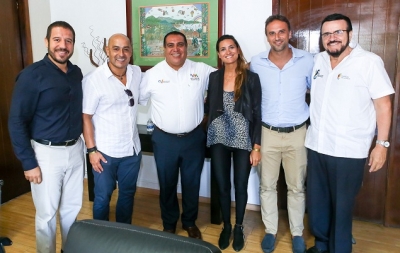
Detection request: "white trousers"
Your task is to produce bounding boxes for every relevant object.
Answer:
[31,138,84,253]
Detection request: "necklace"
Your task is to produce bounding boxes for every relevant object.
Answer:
[108,63,127,80]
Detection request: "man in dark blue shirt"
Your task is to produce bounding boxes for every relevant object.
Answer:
[8,21,84,253]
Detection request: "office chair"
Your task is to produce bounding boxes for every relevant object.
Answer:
[0,237,12,253]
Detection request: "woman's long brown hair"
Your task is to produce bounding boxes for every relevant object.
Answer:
[216,35,248,101]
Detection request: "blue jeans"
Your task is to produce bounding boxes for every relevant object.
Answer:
[93,151,142,224]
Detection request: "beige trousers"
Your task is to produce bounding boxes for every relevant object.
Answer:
[259,125,307,236]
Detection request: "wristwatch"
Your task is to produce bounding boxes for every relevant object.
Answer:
[376,140,390,148]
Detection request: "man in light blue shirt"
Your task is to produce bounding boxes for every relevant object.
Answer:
[250,15,313,253]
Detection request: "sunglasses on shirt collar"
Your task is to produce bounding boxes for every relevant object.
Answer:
[124,89,134,107]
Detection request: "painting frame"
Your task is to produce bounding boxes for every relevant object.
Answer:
[126,0,225,71]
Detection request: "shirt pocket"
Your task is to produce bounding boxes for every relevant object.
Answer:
[186,79,203,100]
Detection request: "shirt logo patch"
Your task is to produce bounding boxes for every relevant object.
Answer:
[337,73,350,80]
[158,79,170,83]
[190,73,200,81]
[313,69,323,79]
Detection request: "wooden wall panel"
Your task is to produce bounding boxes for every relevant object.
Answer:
[275,0,400,226]
[384,0,400,227]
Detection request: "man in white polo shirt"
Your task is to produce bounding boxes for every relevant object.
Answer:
[140,31,216,239]
[305,13,394,253]
[82,34,142,224]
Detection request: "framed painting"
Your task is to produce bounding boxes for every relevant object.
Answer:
[126,0,225,70]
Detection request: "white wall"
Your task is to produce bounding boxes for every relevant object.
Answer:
[225,0,271,61]
[28,0,272,205]
[29,0,126,75]
[28,0,50,61]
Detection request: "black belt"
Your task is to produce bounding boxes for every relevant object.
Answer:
[262,122,306,133]
[155,125,200,137]
[34,138,79,146]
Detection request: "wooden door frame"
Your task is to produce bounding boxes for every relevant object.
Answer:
[272,0,279,16]
[0,0,32,203]
[18,0,33,67]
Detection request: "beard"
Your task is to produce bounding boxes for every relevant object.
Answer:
[271,40,288,53]
[326,39,350,57]
[48,48,72,64]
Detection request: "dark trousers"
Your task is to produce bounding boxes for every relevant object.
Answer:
[152,126,206,230]
[93,151,142,224]
[306,149,365,253]
[210,144,251,225]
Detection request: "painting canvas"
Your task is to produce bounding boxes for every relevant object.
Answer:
[131,0,220,67]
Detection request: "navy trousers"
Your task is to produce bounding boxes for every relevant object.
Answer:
[152,126,206,230]
[306,149,365,253]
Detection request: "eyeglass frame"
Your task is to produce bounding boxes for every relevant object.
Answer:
[124,89,135,107]
[321,29,349,39]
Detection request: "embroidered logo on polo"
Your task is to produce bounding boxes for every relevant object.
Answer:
[313,69,323,79]
[158,79,170,83]
[190,73,200,81]
[337,73,350,80]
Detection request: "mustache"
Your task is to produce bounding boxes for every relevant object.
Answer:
[55,48,69,53]
[327,41,341,45]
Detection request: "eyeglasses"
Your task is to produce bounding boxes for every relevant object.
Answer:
[124,89,135,107]
[321,29,349,39]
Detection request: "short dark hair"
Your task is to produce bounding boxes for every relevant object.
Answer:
[163,31,187,47]
[46,21,76,43]
[321,13,353,32]
[265,15,291,31]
